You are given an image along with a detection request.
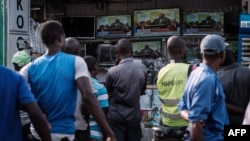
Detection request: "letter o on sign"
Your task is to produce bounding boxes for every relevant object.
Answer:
[16,15,24,29]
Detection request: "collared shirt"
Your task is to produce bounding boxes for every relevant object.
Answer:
[178,63,229,141]
[105,58,147,125]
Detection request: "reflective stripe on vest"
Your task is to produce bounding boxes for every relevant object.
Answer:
[161,110,181,120]
[157,63,189,125]
[160,98,180,105]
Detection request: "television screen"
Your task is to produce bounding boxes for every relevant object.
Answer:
[239,14,250,34]
[60,16,95,39]
[132,40,162,58]
[97,44,117,67]
[133,8,180,37]
[183,12,224,35]
[96,15,132,38]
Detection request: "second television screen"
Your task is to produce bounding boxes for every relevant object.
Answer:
[183,12,224,35]
[96,15,132,38]
[133,8,180,37]
[132,40,162,58]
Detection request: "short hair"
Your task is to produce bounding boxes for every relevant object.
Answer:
[221,49,235,67]
[116,38,132,55]
[63,37,81,55]
[39,20,65,46]
[166,36,186,56]
[84,55,98,72]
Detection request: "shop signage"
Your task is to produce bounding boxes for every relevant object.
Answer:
[9,0,30,33]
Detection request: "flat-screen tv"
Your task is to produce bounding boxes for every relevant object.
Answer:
[132,40,162,58]
[133,8,180,37]
[96,15,132,38]
[183,12,224,35]
[60,16,95,39]
[239,14,250,34]
[97,44,117,67]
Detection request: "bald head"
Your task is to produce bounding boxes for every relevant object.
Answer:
[63,37,81,56]
[166,36,186,58]
[115,18,120,23]
[159,13,165,18]
[116,38,132,58]
[66,37,80,47]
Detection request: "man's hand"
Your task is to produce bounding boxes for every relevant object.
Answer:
[190,121,204,141]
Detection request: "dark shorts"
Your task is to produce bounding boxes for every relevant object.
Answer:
[22,123,31,141]
[75,130,91,141]
[107,119,142,141]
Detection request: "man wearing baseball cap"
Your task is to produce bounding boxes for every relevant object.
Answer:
[12,50,31,71]
[12,50,32,141]
[178,34,229,141]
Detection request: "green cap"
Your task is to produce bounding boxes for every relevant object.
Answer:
[12,50,31,67]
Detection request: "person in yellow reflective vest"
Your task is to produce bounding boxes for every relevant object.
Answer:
[157,36,194,137]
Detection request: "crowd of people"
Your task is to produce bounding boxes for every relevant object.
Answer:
[2,19,250,141]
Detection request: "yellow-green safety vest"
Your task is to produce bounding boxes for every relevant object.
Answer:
[157,62,189,127]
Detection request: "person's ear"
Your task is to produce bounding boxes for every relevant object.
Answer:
[219,51,225,59]
[57,35,61,42]
[93,65,97,71]
[180,49,185,56]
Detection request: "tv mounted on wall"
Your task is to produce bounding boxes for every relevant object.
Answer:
[60,16,95,39]
[132,40,162,58]
[97,44,117,67]
[96,15,132,38]
[183,11,224,35]
[133,8,180,37]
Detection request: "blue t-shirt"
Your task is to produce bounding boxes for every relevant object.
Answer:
[89,78,109,140]
[0,66,35,141]
[28,52,77,134]
[178,63,229,141]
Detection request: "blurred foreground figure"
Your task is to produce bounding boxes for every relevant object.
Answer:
[0,65,51,141]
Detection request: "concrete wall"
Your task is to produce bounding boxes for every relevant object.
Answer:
[65,0,241,16]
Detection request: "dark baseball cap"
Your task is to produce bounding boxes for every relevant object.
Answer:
[200,34,226,55]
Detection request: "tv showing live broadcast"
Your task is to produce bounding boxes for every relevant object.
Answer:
[133,8,180,37]
[183,12,224,35]
[132,40,162,58]
[96,15,132,38]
